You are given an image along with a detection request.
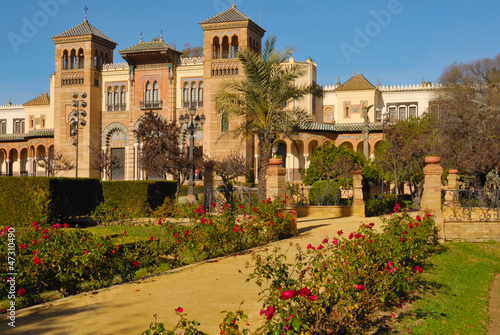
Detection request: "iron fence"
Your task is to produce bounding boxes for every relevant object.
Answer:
[288,184,353,207]
[204,186,266,214]
[442,189,500,221]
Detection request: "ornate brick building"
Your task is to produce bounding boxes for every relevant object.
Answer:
[0,4,440,182]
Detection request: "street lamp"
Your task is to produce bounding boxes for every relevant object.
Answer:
[380,113,390,197]
[179,106,206,201]
[69,92,87,178]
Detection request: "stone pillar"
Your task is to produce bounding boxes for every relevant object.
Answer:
[203,162,214,211]
[420,156,444,228]
[266,158,286,200]
[444,169,459,207]
[352,170,365,217]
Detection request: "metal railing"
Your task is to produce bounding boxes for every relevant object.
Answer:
[140,100,163,110]
[442,188,500,221]
[288,184,353,207]
[204,186,266,214]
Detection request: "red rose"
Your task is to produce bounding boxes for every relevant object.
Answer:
[18,288,26,296]
[33,256,41,265]
[280,290,296,300]
[307,295,317,301]
[298,287,311,296]
[348,233,354,240]
[32,240,37,246]
[260,305,274,320]
[63,223,70,228]
[133,261,140,267]
[175,307,183,313]
[20,243,26,250]
[337,230,343,236]
[355,284,364,290]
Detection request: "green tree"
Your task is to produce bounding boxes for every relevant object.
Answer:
[216,35,323,192]
[375,115,434,205]
[303,143,364,200]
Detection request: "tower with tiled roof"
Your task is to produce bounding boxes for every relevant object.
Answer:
[200,3,265,160]
[52,11,117,177]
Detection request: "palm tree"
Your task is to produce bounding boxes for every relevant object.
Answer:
[216,35,323,192]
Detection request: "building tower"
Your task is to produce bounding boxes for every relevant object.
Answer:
[200,4,265,162]
[52,14,117,177]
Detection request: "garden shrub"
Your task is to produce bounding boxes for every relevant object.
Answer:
[0,177,102,226]
[0,222,169,308]
[365,194,413,217]
[100,181,177,219]
[308,180,345,206]
[244,209,438,335]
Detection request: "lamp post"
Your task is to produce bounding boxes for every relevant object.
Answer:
[380,114,390,197]
[179,106,206,201]
[69,92,87,178]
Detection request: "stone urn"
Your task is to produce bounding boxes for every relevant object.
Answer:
[424,156,441,164]
[269,158,283,166]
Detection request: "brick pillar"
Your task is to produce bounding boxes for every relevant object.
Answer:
[420,156,444,228]
[444,169,459,207]
[352,170,365,217]
[266,158,286,200]
[203,162,214,211]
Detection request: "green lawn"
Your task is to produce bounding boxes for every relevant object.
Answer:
[385,241,500,334]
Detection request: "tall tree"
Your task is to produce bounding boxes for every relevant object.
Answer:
[216,35,323,192]
[375,115,434,204]
[134,112,203,198]
[433,53,500,186]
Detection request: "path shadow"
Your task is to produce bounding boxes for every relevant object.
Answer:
[298,223,330,235]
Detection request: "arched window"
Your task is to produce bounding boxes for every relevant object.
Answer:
[183,82,189,108]
[221,112,229,133]
[398,106,407,120]
[222,36,229,59]
[107,87,113,111]
[198,82,203,107]
[94,48,99,68]
[191,82,197,105]
[145,82,152,102]
[70,49,76,69]
[78,48,84,69]
[62,50,69,70]
[120,86,127,111]
[409,105,417,119]
[153,81,159,102]
[326,109,331,122]
[231,36,239,58]
[99,51,104,68]
[114,87,120,109]
[345,106,350,118]
[388,106,397,121]
[212,36,220,59]
[104,53,110,65]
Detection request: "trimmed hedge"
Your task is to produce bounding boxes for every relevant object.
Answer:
[0,177,102,226]
[365,194,413,217]
[101,180,177,218]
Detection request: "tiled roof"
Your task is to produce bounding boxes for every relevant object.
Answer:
[336,75,376,91]
[298,122,389,133]
[201,5,250,24]
[119,40,175,53]
[52,20,116,45]
[25,129,54,139]
[24,93,50,106]
[0,129,54,142]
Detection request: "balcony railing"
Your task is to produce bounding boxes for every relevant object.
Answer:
[106,104,127,112]
[182,101,203,109]
[140,100,163,110]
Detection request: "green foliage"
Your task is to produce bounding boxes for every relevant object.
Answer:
[308,180,344,206]
[365,194,413,217]
[0,223,167,307]
[303,142,364,186]
[100,181,177,219]
[245,169,255,185]
[0,177,102,226]
[247,210,439,334]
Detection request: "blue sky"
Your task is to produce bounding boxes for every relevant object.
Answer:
[1,0,499,105]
